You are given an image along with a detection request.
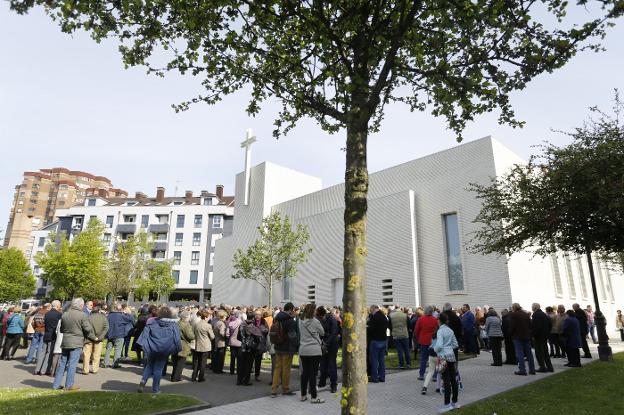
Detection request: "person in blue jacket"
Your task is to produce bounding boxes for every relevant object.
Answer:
[2,306,24,360]
[104,303,135,368]
[562,310,582,368]
[137,306,181,393]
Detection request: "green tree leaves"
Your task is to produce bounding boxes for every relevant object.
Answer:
[471,92,624,259]
[232,212,311,307]
[0,248,36,302]
[36,219,108,300]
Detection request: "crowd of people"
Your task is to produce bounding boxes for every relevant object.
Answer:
[0,298,620,413]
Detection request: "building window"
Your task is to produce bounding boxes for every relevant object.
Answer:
[89,215,97,224]
[603,265,615,302]
[594,257,608,301]
[87,198,96,206]
[155,233,167,241]
[157,214,168,224]
[173,251,181,265]
[192,233,201,246]
[176,215,185,228]
[173,201,183,206]
[38,237,45,247]
[191,251,200,265]
[123,215,136,223]
[209,252,215,266]
[106,216,114,228]
[175,233,183,246]
[443,213,464,291]
[576,257,589,299]
[381,279,393,306]
[189,270,198,284]
[194,215,203,227]
[120,233,132,241]
[212,215,222,228]
[172,270,180,284]
[141,215,149,228]
[204,197,213,206]
[152,250,165,259]
[307,285,316,302]
[32,183,40,189]
[564,255,576,298]
[550,254,563,297]
[103,233,111,243]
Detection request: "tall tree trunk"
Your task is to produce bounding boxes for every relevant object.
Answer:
[268,274,273,308]
[342,114,369,415]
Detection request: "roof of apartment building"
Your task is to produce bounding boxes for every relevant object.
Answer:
[98,186,234,208]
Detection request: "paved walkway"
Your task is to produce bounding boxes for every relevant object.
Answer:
[189,342,624,415]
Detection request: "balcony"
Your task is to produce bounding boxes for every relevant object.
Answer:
[116,223,136,233]
[148,223,170,233]
[152,241,168,252]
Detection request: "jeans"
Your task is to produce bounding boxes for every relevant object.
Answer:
[141,353,168,392]
[104,338,124,367]
[26,332,44,363]
[318,343,338,388]
[588,323,597,343]
[229,346,240,374]
[53,348,82,389]
[513,339,536,374]
[418,344,429,377]
[300,355,321,398]
[395,337,410,368]
[369,340,386,382]
[35,341,54,374]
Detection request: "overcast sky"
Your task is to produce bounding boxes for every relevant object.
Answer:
[1,6,623,245]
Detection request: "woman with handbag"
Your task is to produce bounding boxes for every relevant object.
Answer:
[298,303,325,404]
[433,312,460,414]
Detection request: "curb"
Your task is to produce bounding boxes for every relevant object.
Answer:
[151,402,212,415]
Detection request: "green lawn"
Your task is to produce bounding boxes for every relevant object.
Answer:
[0,388,201,415]
[458,352,624,415]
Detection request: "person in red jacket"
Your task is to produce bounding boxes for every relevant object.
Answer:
[414,306,439,380]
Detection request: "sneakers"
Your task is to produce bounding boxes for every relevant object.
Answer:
[271,393,277,398]
[452,402,461,409]
[137,381,145,393]
[421,387,427,395]
[438,404,454,413]
[514,371,527,376]
[283,391,296,396]
[301,395,308,402]
[310,398,325,404]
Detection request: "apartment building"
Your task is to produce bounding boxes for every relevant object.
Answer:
[30,186,234,302]
[4,168,127,257]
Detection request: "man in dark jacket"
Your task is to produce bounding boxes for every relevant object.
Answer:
[368,305,389,383]
[104,303,135,368]
[460,304,477,355]
[531,303,553,373]
[442,303,462,361]
[572,303,592,358]
[318,306,339,393]
[501,309,517,365]
[36,300,62,375]
[508,303,536,375]
[270,302,299,397]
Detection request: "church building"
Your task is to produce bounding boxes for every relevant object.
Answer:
[211,136,622,329]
